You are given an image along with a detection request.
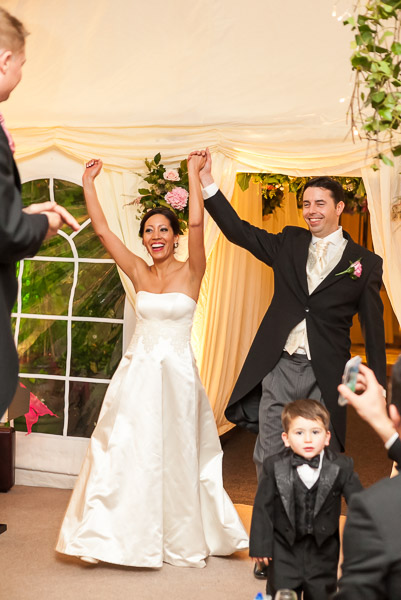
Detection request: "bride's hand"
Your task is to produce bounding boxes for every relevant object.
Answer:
[188,151,206,173]
[83,159,103,183]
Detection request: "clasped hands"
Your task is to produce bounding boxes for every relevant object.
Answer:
[23,201,80,239]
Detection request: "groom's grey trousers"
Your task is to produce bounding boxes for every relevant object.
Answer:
[253,351,341,480]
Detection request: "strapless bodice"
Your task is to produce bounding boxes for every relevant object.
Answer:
[136,291,196,322]
[129,291,197,355]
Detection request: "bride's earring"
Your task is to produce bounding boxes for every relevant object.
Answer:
[174,242,178,249]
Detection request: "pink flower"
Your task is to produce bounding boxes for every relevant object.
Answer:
[165,187,188,210]
[335,258,363,280]
[163,169,180,182]
[353,261,362,278]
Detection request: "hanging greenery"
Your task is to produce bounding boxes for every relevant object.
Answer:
[237,173,368,215]
[344,0,401,168]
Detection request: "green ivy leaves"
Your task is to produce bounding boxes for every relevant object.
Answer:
[344,1,401,167]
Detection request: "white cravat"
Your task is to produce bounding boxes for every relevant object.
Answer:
[315,239,330,273]
[284,229,347,357]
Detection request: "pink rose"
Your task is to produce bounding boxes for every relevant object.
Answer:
[165,187,188,210]
[353,261,362,278]
[163,169,180,182]
[335,257,363,280]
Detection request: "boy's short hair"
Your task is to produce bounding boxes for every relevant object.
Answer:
[281,398,330,433]
[0,8,28,54]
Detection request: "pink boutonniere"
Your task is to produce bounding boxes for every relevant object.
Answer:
[335,258,362,280]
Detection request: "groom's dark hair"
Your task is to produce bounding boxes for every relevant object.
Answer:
[303,176,345,206]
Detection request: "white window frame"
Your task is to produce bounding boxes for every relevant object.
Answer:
[12,150,126,488]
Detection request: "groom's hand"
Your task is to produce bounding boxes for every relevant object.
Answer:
[189,148,214,188]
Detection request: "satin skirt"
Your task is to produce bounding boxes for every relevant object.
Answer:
[56,292,248,567]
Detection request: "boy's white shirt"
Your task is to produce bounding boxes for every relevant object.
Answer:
[296,450,324,489]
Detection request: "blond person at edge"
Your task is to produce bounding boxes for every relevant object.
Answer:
[0,7,79,536]
[56,151,248,567]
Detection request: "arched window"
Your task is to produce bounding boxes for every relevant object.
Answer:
[12,178,125,438]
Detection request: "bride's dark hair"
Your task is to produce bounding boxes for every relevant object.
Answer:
[139,207,181,237]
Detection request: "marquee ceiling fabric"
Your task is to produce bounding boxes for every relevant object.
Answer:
[2,0,377,171]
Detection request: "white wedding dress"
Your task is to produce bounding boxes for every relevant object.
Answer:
[56,291,248,568]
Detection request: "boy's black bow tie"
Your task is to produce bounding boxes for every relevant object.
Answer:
[291,454,320,469]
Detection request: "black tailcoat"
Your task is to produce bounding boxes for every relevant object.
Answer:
[205,190,387,446]
[249,447,362,559]
[0,128,47,418]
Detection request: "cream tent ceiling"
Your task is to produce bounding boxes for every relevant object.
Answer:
[2,0,374,173]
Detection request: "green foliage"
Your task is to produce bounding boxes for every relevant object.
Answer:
[73,264,124,319]
[70,321,122,379]
[18,318,67,375]
[20,260,74,316]
[236,174,368,215]
[252,173,289,215]
[237,173,252,192]
[130,154,190,234]
[344,1,401,166]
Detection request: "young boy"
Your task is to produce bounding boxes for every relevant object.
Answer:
[249,399,362,600]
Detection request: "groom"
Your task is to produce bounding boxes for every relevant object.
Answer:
[195,150,386,477]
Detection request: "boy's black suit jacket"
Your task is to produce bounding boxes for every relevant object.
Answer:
[205,190,387,447]
[249,447,362,559]
[0,128,47,418]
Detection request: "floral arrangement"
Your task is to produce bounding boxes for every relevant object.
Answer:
[337,178,368,215]
[252,174,287,215]
[237,173,368,215]
[134,153,189,234]
[237,173,288,215]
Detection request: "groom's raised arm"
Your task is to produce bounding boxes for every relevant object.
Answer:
[197,149,282,266]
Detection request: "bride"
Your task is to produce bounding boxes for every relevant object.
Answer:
[56,151,248,568]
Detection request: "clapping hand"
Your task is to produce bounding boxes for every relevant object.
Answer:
[23,200,80,239]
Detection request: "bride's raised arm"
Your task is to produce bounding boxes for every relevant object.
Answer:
[187,152,207,284]
[82,159,148,286]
